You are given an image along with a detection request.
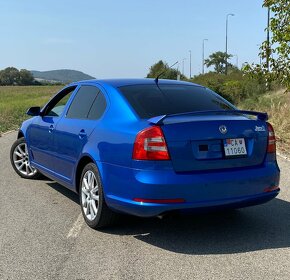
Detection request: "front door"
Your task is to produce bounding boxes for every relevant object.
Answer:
[27,86,77,173]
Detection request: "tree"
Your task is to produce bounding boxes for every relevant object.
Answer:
[0,67,35,85]
[204,52,233,74]
[146,60,186,80]
[243,0,290,91]
[0,67,20,85]
[19,69,34,85]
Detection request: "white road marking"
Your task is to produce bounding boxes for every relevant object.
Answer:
[67,213,84,239]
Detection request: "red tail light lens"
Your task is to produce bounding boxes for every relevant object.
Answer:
[132,126,170,160]
[267,122,276,153]
[264,186,279,192]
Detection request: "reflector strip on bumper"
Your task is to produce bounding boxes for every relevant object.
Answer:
[133,198,185,204]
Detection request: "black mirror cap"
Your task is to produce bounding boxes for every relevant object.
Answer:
[26,106,41,116]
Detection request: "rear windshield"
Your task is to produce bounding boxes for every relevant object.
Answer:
[119,84,234,118]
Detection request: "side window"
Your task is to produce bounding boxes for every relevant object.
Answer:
[66,85,107,120]
[87,91,107,120]
[45,86,76,117]
[66,86,99,119]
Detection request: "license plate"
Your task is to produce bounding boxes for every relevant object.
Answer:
[224,138,247,157]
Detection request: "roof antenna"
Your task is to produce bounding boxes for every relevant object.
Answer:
[155,61,179,84]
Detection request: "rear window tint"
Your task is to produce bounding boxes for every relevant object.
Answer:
[66,86,99,119]
[118,85,233,118]
[87,91,107,120]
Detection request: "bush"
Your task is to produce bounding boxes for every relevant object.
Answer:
[191,70,267,105]
[221,80,244,103]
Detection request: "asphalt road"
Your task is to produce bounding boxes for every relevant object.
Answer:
[0,132,289,280]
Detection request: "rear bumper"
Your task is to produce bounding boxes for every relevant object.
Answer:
[102,160,280,217]
[107,190,279,217]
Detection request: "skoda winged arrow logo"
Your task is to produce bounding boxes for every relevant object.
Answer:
[219,125,227,134]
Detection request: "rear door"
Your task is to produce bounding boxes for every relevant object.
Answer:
[53,85,107,182]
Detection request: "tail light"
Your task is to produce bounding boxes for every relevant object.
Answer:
[132,126,170,160]
[264,186,279,192]
[267,122,276,153]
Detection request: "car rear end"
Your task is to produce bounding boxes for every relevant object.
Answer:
[105,81,280,217]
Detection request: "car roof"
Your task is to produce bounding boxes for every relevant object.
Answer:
[69,78,203,88]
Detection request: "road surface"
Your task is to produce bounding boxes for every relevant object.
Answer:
[0,132,289,280]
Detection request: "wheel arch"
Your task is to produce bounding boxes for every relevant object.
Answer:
[75,155,103,193]
[17,130,24,139]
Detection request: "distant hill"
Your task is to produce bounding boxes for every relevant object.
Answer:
[31,69,95,83]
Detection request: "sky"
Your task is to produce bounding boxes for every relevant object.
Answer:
[0,0,269,79]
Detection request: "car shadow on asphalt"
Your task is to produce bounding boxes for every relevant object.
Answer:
[104,198,290,255]
[44,181,290,255]
[46,181,79,204]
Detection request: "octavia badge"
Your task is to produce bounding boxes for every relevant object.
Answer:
[219,125,227,134]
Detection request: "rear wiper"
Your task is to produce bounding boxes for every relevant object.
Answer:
[148,110,268,125]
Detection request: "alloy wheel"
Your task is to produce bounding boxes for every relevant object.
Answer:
[81,170,99,221]
[12,143,37,177]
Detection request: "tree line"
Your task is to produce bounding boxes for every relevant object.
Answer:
[147,52,237,79]
[146,55,266,105]
[0,67,35,86]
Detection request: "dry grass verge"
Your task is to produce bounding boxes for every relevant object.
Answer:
[239,89,290,156]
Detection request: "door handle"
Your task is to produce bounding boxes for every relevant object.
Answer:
[49,125,54,133]
[79,129,87,139]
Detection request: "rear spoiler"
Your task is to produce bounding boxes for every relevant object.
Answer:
[148,110,268,125]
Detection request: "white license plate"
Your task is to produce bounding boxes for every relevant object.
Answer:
[224,138,247,157]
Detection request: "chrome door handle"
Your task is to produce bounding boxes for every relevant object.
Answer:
[79,129,87,139]
[49,125,54,133]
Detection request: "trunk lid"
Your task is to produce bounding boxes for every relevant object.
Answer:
[156,114,268,172]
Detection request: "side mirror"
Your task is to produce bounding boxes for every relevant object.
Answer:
[26,106,41,116]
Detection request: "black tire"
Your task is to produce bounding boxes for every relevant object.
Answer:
[10,137,41,179]
[79,163,118,229]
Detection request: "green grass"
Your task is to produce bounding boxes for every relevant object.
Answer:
[0,85,63,133]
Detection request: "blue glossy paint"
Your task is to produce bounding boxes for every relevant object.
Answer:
[19,79,280,217]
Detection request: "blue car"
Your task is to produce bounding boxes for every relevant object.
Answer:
[10,79,280,228]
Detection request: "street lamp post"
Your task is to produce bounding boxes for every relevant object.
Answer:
[189,50,192,78]
[202,39,208,74]
[225,13,234,75]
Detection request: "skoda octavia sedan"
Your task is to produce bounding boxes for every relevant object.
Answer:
[10,79,280,228]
